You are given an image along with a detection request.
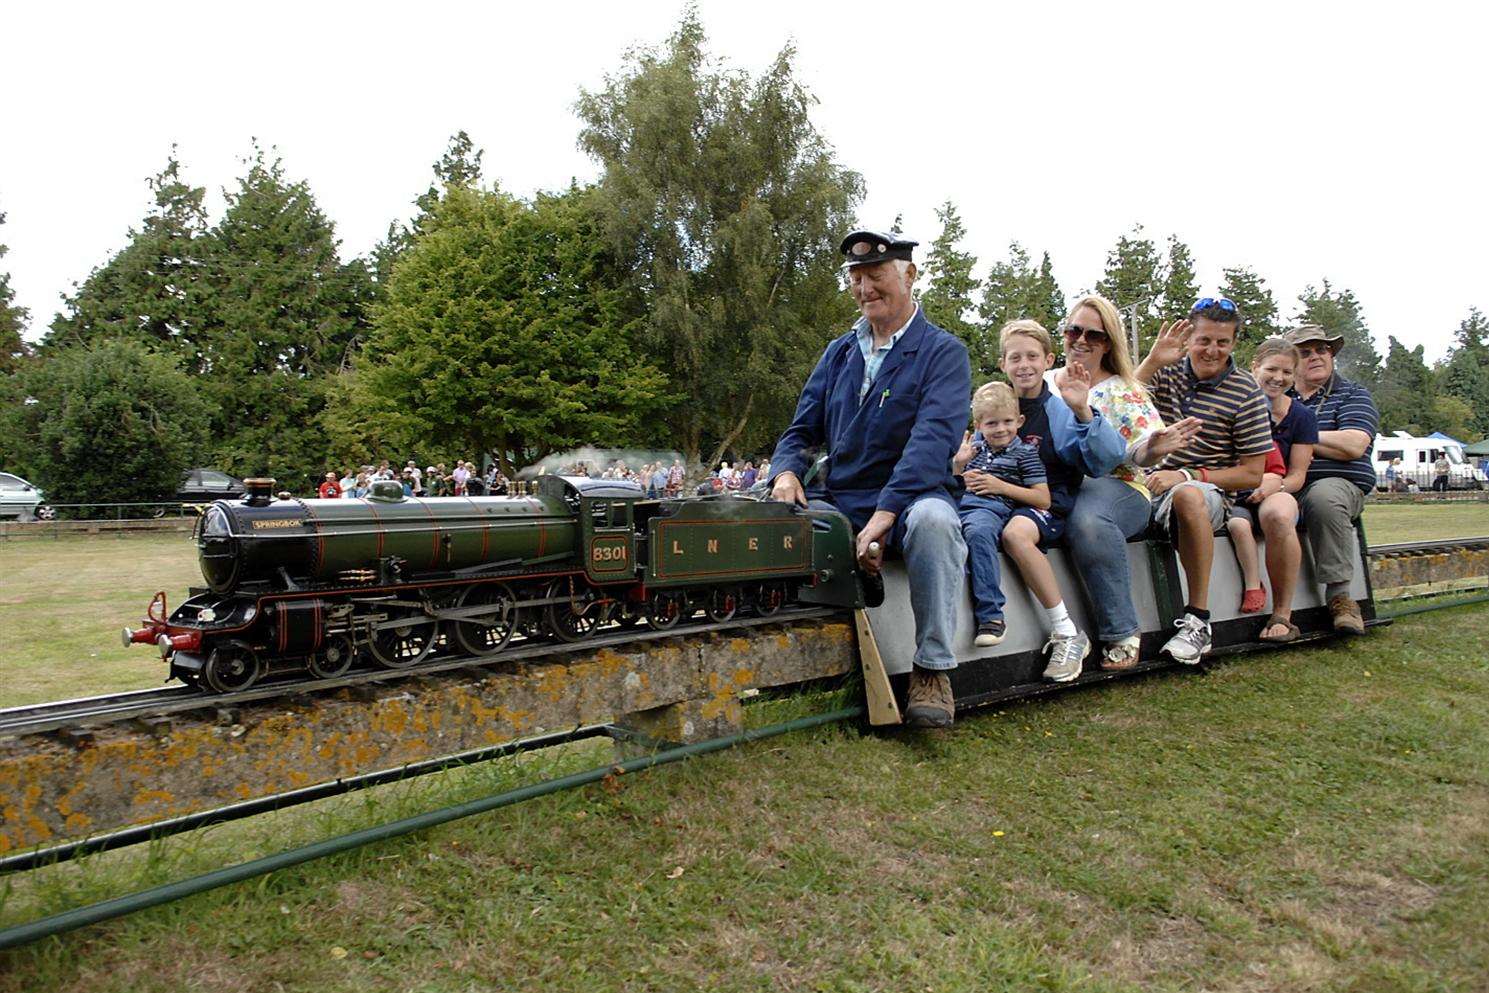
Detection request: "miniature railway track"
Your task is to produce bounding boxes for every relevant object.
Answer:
[1365,534,1489,557]
[0,606,839,738]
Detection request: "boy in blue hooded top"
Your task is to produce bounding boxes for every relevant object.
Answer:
[972,320,1125,683]
[770,229,971,729]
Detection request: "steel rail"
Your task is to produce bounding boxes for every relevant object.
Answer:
[0,606,839,737]
[1365,534,1489,556]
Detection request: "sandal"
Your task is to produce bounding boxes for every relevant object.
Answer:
[1258,614,1300,643]
[1100,639,1141,671]
[1240,587,1266,613]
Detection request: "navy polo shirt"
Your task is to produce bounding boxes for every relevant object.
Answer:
[1290,373,1379,493]
[1271,399,1319,466]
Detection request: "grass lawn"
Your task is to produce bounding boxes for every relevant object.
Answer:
[1,602,1485,991]
[0,503,1486,708]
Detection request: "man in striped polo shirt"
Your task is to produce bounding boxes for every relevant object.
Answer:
[1284,325,1379,634]
[1136,298,1272,663]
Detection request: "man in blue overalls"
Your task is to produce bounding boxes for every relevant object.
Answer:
[769,230,972,728]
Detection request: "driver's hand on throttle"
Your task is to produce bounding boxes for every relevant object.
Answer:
[771,471,807,507]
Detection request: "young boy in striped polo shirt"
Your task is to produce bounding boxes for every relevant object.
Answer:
[1136,298,1273,663]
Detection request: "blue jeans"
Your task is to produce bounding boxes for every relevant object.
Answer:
[1066,477,1151,643]
[959,496,1016,624]
[810,494,966,671]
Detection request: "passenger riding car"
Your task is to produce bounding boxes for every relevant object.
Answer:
[0,472,52,521]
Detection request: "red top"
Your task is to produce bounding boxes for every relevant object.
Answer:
[318,481,342,499]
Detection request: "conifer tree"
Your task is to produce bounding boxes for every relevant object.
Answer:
[919,201,982,365]
[1295,281,1382,391]
[1439,307,1489,438]
[1377,336,1435,434]
[1095,225,1162,349]
[0,209,29,374]
[1217,265,1279,357]
[979,242,1066,373]
[1158,235,1200,322]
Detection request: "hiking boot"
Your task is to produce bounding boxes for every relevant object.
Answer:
[1329,594,1365,635]
[905,666,954,728]
[1042,631,1089,683]
[1162,614,1211,665]
[974,620,1006,647]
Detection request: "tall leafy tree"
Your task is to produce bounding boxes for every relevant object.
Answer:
[45,154,210,366]
[575,11,864,466]
[355,183,669,475]
[1217,265,1279,359]
[10,339,209,503]
[979,242,1066,372]
[0,209,29,373]
[1376,335,1435,434]
[1095,225,1162,351]
[1158,235,1200,322]
[196,145,369,485]
[919,201,982,365]
[1438,307,1489,438]
[1295,281,1382,391]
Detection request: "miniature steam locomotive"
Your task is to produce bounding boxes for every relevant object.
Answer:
[124,476,865,693]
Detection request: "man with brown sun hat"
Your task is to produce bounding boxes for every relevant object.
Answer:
[1284,324,1379,634]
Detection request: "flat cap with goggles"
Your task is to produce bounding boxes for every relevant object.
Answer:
[840,229,918,268]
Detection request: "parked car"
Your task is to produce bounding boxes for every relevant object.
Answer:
[0,472,53,521]
[176,469,246,504]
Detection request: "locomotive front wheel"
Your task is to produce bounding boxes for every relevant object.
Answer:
[755,582,786,617]
[645,591,685,631]
[544,578,602,643]
[705,587,740,623]
[366,610,438,669]
[453,583,517,657]
[203,646,261,694]
[307,635,355,680]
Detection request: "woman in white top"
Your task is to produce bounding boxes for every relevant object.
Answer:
[1044,294,1200,670]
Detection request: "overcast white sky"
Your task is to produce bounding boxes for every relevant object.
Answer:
[4,1,1485,360]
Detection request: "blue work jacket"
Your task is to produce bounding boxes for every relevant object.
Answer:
[769,309,971,533]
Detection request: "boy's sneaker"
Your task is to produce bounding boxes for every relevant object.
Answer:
[1042,631,1089,682]
[1162,614,1211,665]
[974,620,1006,647]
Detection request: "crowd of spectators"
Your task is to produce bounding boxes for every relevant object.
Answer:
[314,456,773,500]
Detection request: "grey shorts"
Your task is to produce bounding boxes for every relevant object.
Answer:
[1150,480,1227,535]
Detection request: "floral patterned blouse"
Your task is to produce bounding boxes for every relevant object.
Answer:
[1045,370,1165,493]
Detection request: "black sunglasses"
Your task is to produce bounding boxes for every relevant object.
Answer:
[1062,323,1110,344]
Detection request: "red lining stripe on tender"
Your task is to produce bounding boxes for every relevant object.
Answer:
[419,498,441,568]
[365,500,385,559]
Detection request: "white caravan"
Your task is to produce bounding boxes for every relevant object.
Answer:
[1372,431,1487,491]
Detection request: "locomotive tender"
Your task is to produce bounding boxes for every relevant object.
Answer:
[125,476,864,692]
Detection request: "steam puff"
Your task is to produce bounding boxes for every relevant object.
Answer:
[518,447,685,480]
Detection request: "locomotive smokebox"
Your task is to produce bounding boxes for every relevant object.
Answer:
[243,478,275,507]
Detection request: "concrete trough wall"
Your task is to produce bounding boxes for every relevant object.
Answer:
[0,621,854,853]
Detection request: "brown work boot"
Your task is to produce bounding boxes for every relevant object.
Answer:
[1328,594,1365,635]
[905,666,954,728]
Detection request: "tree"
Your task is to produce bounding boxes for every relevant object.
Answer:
[1295,281,1382,391]
[575,11,864,466]
[919,201,982,366]
[1158,235,1200,323]
[0,209,30,374]
[11,340,209,503]
[45,154,210,367]
[355,183,670,475]
[1376,335,1435,434]
[194,145,370,485]
[1094,225,1162,351]
[1438,307,1489,438]
[1217,265,1279,357]
[979,242,1066,372]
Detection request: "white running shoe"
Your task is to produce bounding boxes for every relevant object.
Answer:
[1042,631,1089,682]
[1162,614,1211,665]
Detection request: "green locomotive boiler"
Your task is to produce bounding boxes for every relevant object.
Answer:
[124,476,864,692]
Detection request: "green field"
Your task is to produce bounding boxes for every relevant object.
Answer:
[1,602,1485,991]
[0,502,1485,708]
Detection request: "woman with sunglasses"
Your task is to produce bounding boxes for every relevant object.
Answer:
[1044,295,1202,670]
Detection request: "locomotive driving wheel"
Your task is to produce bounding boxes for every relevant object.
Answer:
[366,605,438,669]
[453,582,517,656]
[544,578,602,642]
[705,586,740,623]
[203,645,262,694]
[645,590,686,630]
[307,634,355,679]
[755,581,787,617]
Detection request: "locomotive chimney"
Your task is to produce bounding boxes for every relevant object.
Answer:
[244,478,275,507]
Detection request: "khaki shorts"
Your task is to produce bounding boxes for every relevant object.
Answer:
[1150,480,1227,535]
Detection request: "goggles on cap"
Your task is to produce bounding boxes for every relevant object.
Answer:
[849,239,889,257]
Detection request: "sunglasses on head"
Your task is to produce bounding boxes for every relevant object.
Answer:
[1192,297,1238,313]
[1062,323,1110,344]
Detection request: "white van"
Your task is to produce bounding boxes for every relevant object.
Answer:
[1373,432,1487,491]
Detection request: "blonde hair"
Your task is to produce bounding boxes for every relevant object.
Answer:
[971,381,1017,422]
[998,319,1054,357]
[1063,294,1138,385]
[1252,336,1301,369]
